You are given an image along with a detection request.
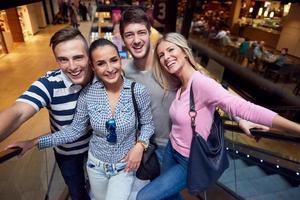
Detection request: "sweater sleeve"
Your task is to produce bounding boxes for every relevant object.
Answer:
[194,72,277,127]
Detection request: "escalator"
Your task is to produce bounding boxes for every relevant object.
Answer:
[219,151,300,199]
[203,120,300,200]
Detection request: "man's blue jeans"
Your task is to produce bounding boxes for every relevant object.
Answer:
[54,150,90,200]
[136,141,188,200]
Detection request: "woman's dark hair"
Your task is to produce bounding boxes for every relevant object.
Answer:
[89,39,119,61]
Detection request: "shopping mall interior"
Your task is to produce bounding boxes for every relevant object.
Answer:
[0,0,300,199]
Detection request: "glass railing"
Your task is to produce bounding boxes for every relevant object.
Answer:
[223,120,300,199]
[0,148,67,200]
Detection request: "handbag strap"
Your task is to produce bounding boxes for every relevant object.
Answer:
[189,83,197,135]
[131,82,140,141]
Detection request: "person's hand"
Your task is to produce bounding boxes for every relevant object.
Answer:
[238,119,269,141]
[122,143,144,173]
[5,138,38,157]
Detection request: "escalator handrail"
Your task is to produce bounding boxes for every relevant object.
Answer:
[226,139,300,165]
[0,147,22,164]
[223,120,300,143]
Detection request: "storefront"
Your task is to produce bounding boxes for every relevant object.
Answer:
[0,1,47,55]
[16,2,48,42]
[237,1,292,49]
[0,10,13,56]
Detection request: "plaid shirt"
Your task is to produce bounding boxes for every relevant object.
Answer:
[39,76,154,163]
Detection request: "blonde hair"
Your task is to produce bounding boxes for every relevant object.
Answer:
[152,32,203,91]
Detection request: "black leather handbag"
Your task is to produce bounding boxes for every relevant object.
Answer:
[131,82,160,180]
[187,83,229,195]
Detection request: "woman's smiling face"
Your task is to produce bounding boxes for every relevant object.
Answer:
[91,45,122,87]
[156,40,187,76]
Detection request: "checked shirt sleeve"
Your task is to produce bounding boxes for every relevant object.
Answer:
[38,87,90,149]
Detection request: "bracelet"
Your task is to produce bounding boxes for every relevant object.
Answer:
[232,116,241,123]
[136,140,149,151]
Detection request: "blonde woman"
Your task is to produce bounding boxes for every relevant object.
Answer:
[136,32,300,200]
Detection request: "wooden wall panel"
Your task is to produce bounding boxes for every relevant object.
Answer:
[5,8,24,42]
[277,4,300,58]
[241,26,280,49]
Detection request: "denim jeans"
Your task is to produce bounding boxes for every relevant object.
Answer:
[54,150,90,200]
[86,152,135,200]
[136,141,188,200]
[128,144,167,200]
[155,144,167,166]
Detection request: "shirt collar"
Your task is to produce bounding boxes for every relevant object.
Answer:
[92,75,99,84]
[92,75,131,89]
[60,70,74,88]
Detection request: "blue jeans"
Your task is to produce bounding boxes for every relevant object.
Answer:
[136,141,188,200]
[86,152,135,200]
[155,144,166,166]
[54,150,90,200]
[128,144,167,200]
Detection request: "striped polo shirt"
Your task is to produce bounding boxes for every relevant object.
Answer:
[17,69,92,155]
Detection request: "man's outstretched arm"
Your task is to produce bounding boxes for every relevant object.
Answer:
[0,102,37,142]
